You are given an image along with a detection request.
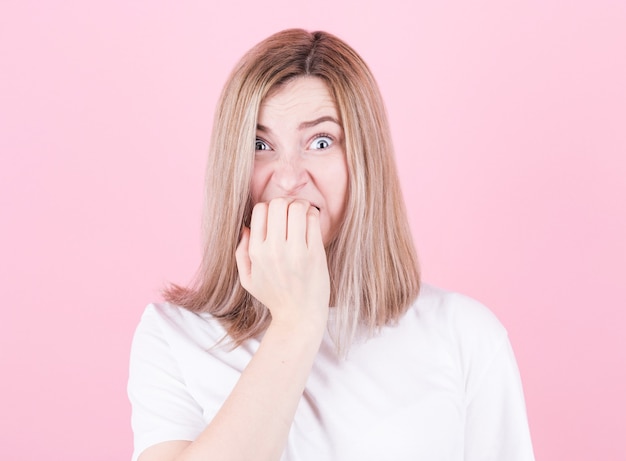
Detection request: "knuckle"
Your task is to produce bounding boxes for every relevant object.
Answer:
[271,197,289,208]
[247,244,262,260]
[252,201,267,215]
[289,200,308,213]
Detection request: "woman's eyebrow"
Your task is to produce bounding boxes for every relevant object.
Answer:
[256,116,341,134]
[298,116,341,130]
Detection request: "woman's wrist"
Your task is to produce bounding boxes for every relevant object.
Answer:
[266,308,328,346]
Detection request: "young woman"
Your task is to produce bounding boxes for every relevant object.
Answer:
[128,29,535,461]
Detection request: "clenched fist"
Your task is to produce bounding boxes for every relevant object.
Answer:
[236,198,330,329]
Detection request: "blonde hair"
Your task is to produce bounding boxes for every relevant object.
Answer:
[165,29,420,353]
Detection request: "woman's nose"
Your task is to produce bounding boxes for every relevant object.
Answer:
[272,157,308,194]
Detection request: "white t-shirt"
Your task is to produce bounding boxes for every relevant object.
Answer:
[128,284,535,461]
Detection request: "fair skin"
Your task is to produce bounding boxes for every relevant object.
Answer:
[138,76,348,461]
[251,76,348,245]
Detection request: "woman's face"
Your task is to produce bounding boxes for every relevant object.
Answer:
[251,77,349,245]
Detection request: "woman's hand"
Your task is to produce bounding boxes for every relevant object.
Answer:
[236,198,330,328]
[139,199,331,461]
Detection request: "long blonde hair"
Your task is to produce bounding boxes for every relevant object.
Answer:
[165,29,420,353]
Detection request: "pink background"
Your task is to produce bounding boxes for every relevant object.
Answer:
[1,0,625,459]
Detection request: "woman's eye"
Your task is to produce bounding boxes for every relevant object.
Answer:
[309,136,333,150]
[255,138,270,151]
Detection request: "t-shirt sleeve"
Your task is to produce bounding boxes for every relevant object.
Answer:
[463,332,535,461]
[127,305,206,461]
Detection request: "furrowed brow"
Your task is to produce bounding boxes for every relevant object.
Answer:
[298,116,341,130]
[256,116,340,134]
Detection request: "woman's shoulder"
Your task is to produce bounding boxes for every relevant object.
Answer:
[414,283,505,324]
[408,283,509,345]
[132,302,229,350]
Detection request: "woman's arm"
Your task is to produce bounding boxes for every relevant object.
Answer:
[138,199,330,461]
[463,336,535,461]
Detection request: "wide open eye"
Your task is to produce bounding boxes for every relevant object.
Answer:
[309,135,333,150]
[255,138,271,151]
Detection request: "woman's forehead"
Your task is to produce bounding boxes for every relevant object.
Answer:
[258,77,340,125]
